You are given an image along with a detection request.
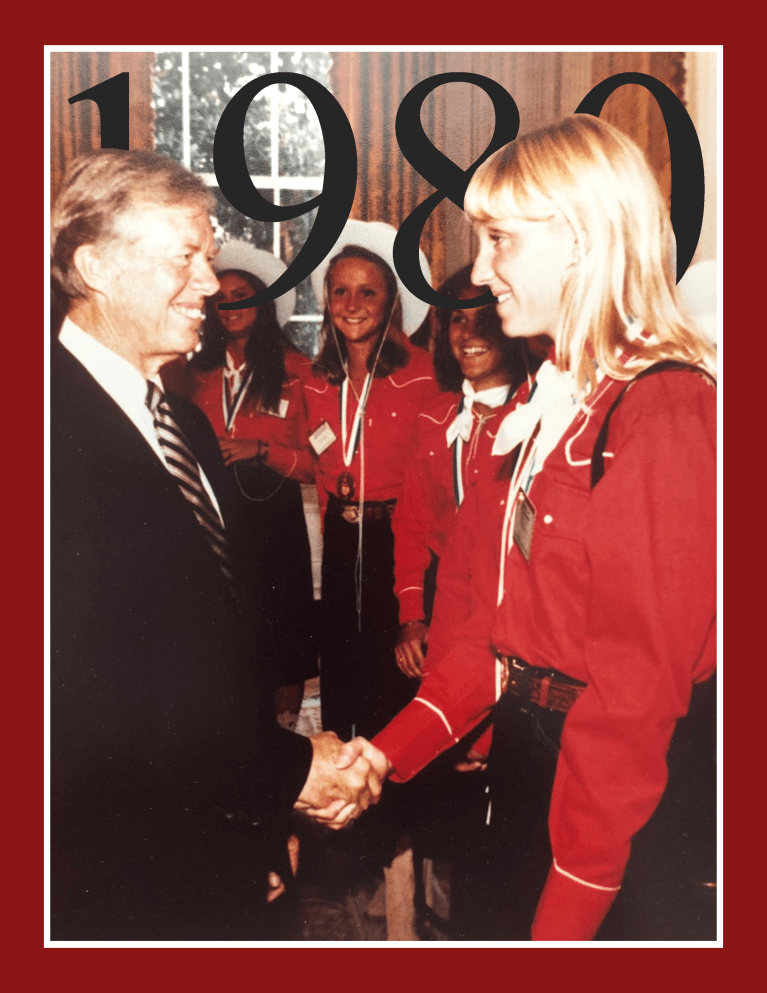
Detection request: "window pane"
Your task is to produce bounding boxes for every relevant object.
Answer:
[284,320,322,359]
[280,190,321,315]
[212,186,274,249]
[153,52,183,162]
[189,52,272,175]
[277,51,331,177]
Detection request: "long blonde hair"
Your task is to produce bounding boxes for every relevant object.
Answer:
[464,115,716,392]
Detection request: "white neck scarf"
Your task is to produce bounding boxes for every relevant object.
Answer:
[224,350,248,397]
[446,380,511,447]
[491,360,581,477]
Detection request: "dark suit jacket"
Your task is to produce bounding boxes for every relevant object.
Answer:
[50,340,313,940]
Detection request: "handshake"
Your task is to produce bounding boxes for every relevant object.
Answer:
[294,732,392,829]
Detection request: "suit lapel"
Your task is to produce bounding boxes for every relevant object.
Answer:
[51,340,226,539]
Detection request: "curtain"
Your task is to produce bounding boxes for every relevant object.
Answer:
[50,51,156,203]
[330,51,686,289]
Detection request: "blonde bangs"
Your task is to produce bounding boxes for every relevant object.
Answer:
[465,142,556,224]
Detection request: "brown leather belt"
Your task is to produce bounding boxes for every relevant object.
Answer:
[496,654,586,714]
[328,497,396,523]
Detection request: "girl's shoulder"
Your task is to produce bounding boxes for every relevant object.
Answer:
[162,357,220,399]
[418,389,461,424]
[282,344,314,381]
[389,340,436,387]
[294,353,333,395]
[604,361,716,417]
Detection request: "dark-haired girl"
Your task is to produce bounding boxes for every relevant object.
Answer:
[165,241,318,725]
[393,265,548,680]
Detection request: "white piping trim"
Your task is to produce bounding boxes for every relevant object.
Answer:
[389,374,433,388]
[413,697,459,742]
[552,858,621,892]
[563,405,593,466]
[421,408,454,425]
[398,585,424,594]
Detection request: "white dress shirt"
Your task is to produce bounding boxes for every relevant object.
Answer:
[59,317,222,519]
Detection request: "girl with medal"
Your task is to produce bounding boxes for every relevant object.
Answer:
[393,264,548,681]
[164,241,318,728]
[362,116,717,940]
[300,221,439,744]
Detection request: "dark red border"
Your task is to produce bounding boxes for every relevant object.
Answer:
[39,18,733,983]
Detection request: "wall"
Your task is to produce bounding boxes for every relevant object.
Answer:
[686,51,718,264]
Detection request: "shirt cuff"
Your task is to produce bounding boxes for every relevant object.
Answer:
[372,697,459,782]
[396,587,425,624]
[531,863,620,941]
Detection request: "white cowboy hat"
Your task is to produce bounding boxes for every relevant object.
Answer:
[213,240,296,328]
[309,220,431,335]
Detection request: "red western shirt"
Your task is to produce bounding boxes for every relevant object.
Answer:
[373,368,716,939]
[164,348,314,483]
[299,343,439,515]
[392,382,532,625]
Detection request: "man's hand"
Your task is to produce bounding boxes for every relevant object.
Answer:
[266,871,286,903]
[265,834,300,904]
[294,732,391,829]
[395,620,428,678]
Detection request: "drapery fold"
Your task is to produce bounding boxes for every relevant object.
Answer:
[330,51,686,288]
[50,52,155,202]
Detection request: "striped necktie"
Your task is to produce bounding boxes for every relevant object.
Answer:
[146,381,236,593]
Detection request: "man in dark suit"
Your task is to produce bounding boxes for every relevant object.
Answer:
[49,149,387,941]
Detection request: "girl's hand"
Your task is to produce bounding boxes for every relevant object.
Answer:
[395,620,428,678]
[218,438,261,465]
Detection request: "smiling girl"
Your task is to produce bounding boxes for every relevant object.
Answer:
[301,222,439,743]
[392,265,548,679]
[371,115,717,941]
[164,241,318,726]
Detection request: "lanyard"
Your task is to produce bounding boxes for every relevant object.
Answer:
[497,421,541,606]
[340,373,373,468]
[452,405,466,508]
[222,367,253,434]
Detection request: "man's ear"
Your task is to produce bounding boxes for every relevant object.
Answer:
[72,244,114,296]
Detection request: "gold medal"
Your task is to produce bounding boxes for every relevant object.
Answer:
[337,472,355,501]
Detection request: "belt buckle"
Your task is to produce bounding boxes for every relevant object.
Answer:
[508,656,535,713]
[497,655,527,697]
[498,656,510,695]
[341,503,360,524]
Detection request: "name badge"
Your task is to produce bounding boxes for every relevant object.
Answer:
[512,489,536,562]
[309,420,337,455]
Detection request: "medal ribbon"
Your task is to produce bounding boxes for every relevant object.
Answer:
[497,421,541,606]
[340,373,373,468]
[222,360,253,434]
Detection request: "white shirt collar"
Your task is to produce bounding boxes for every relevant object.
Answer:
[491,359,581,466]
[59,316,160,412]
[58,316,165,468]
[58,316,223,519]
